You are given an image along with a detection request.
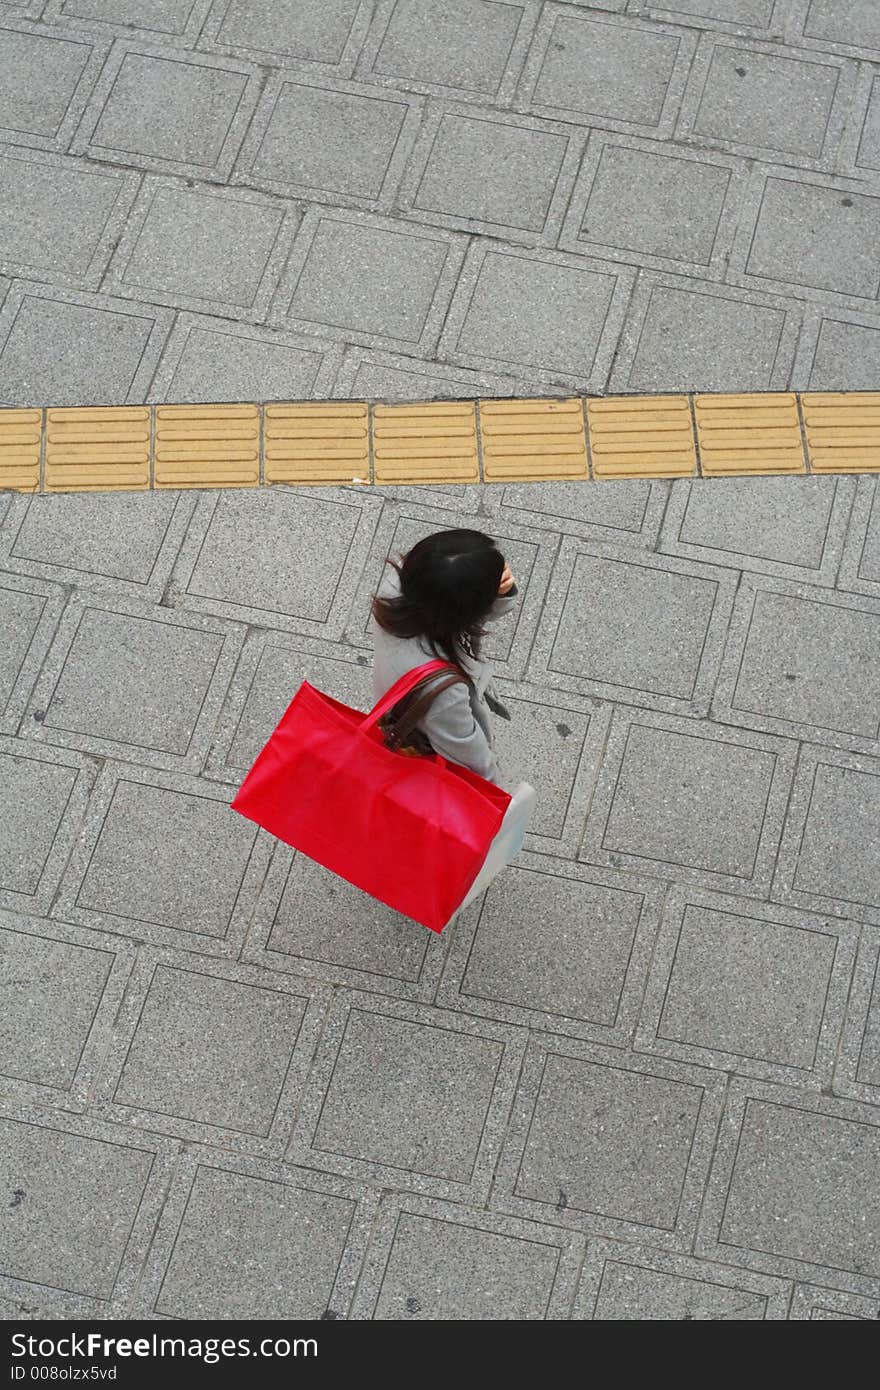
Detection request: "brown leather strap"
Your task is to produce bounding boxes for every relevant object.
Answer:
[379,667,469,751]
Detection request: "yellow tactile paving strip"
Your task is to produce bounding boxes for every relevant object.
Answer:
[2,392,879,493]
[480,398,587,481]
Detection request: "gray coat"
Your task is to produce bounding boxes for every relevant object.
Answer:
[369,566,516,785]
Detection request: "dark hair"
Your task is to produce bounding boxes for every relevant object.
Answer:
[371,529,505,668]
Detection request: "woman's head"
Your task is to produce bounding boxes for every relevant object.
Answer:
[372,529,505,666]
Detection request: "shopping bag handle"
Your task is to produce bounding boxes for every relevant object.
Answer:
[361,659,457,732]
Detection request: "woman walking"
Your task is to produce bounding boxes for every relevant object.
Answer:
[370,528,517,785]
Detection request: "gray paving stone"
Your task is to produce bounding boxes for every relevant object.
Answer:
[0,491,194,596]
[107,180,294,318]
[142,1156,371,1319]
[658,475,850,584]
[47,1,211,40]
[582,709,795,894]
[838,478,880,599]
[27,595,241,771]
[0,741,91,913]
[278,209,463,351]
[495,1039,722,1243]
[0,284,172,407]
[699,1082,880,1290]
[0,150,138,289]
[488,688,609,854]
[742,173,880,300]
[54,764,268,954]
[789,1285,880,1319]
[522,7,692,134]
[171,488,379,637]
[149,313,340,404]
[441,243,632,386]
[332,348,516,402]
[0,574,63,733]
[614,276,798,392]
[773,747,880,926]
[562,136,737,272]
[573,1238,790,1320]
[203,0,369,68]
[800,313,880,391]
[237,73,420,207]
[680,37,847,163]
[834,926,880,1103]
[105,956,317,1145]
[436,854,662,1045]
[361,0,533,100]
[854,70,880,171]
[487,479,668,547]
[0,1108,174,1307]
[802,0,880,56]
[352,1197,581,1320]
[718,578,880,749]
[292,993,524,1199]
[635,887,856,1083]
[636,0,776,22]
[529,537,733,712]
[0,20,105,152]
[254,846,439,992]
[75,43,258,179]
[401,106,581,241]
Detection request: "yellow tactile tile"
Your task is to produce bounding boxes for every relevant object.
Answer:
[479,398,588,481]
[587,395,696,478]
[154,405,260,488]
[695,393,805,476]
[264,402,369,485]
[800,392,880,474]
[45,407,151,491]
[0,408,42,492]
[373,401,479,485]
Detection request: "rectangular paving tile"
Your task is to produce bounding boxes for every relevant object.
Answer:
[743,174,880,299]
[0,575,61,733]
[0,740,92,914]
[54,762,269,955]
[699,1081,880,1291]
[837,477,880,597]
[149,313,339,405]
[0,148,137,288]
[718,577,880,748]
[529,535,732,712]
[0,913,121,1096]
[479,398,587,482]
[0,20,104,153]
[436,853,662,1045]
[587,395,696,478]
[0,407,40,491]
[573,1237,790,1320]
[658,474,849,584]
[264,401,369,485]
[359,0,533,101]
[351,1195,582,1320]
[204,0,367,67]
[802,0,880,54]
[290,993,524,1200]
[46,1,211,41]
[100,953,322,1151]
[581,709,795,895]
[488,477,666,546]
[834,926,880,1104]
[154,403,259,488]
[373,401,478,484]
[802,391,880,473]
[494,1038,723,1245]
[44,406,150,491]
[0,1107,173,1308]
[28,595,240,771]
[74,42,259,179]
[139,1154,372,1320]
[635,887,856,1084]
[694,393,805,475]
[772,746,880,928]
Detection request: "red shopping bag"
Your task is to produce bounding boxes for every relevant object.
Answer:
[231,659,512,932]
